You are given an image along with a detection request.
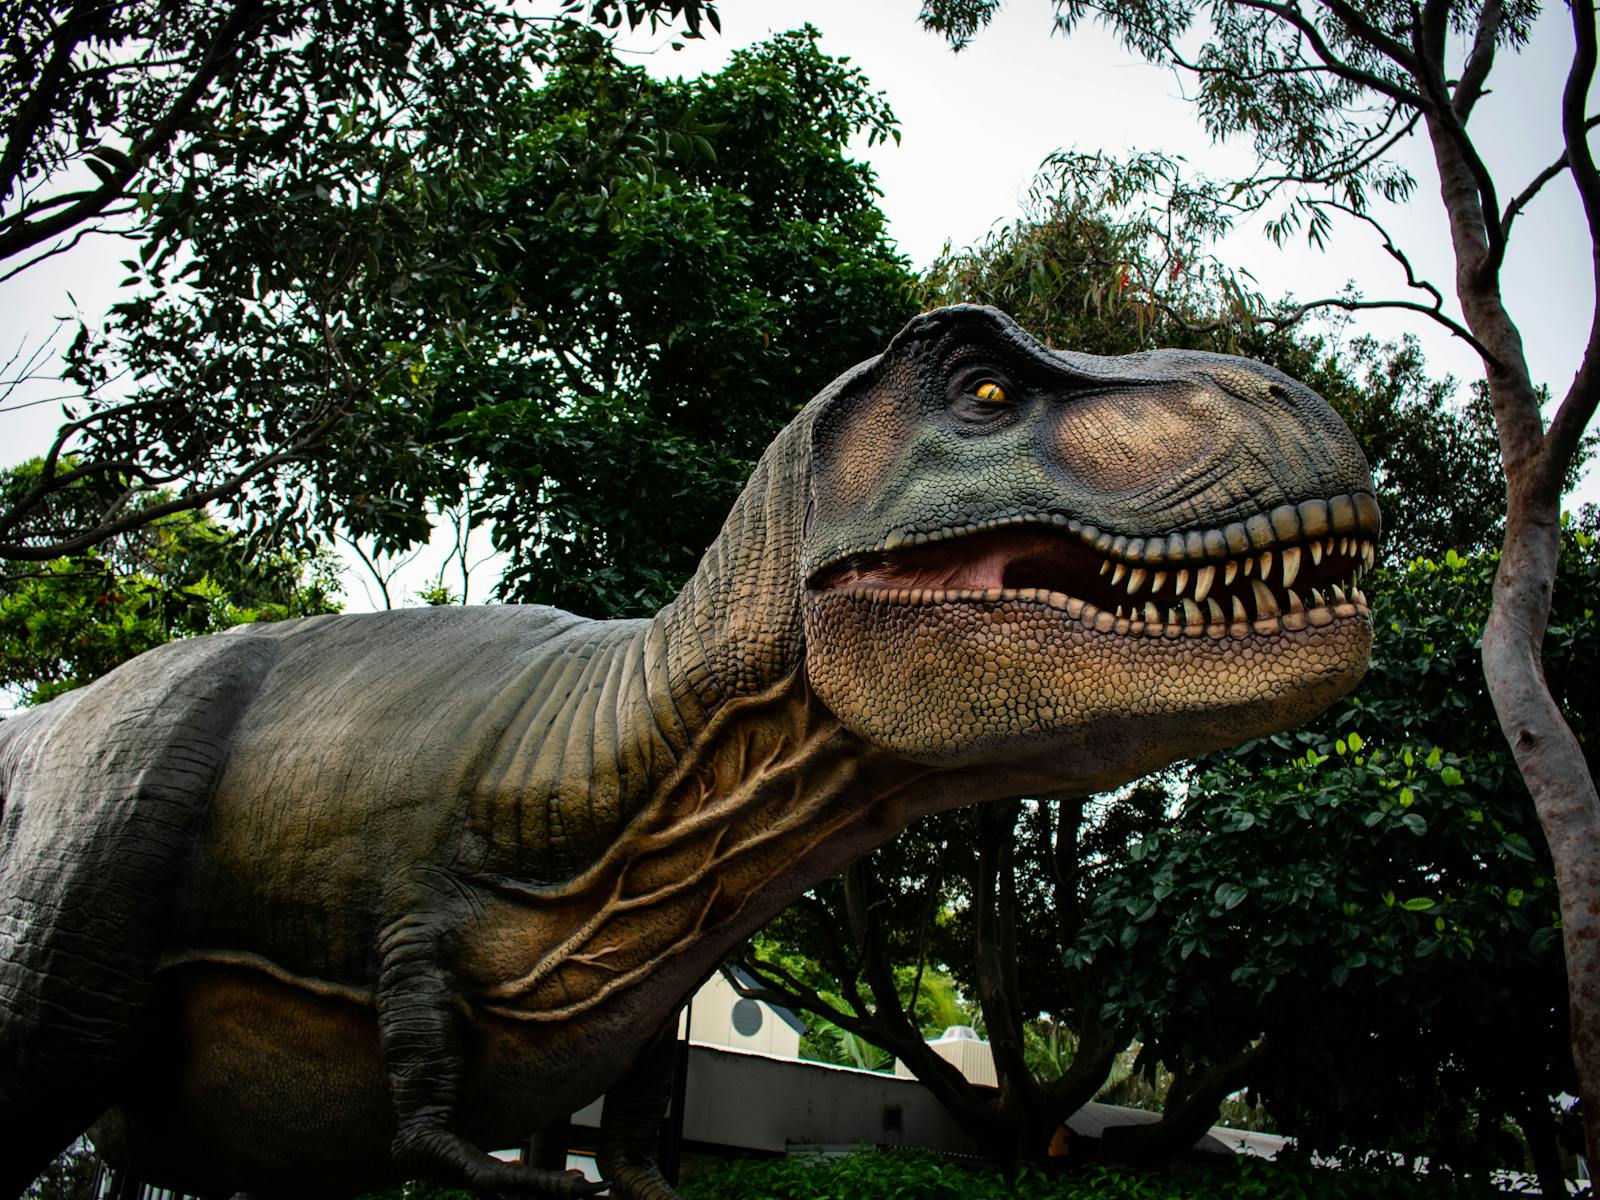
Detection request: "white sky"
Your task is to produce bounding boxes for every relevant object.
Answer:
[1,0,1594,610]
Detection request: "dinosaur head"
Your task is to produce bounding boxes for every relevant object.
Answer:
[800,305,1376,789]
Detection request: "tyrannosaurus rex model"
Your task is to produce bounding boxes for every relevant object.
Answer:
[0,306,1380,1200]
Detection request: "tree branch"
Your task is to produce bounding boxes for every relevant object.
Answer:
[0,0,98,205]
[1452,0,1502,120]
[1540,0,1600,498]
[0,0,268,267]
[1234,0,1427,107]
[1502,116,1600,243]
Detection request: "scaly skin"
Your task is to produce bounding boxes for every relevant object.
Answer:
[0,306,1379,1199]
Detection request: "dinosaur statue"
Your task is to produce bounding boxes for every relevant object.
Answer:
[0,305,1380,1200]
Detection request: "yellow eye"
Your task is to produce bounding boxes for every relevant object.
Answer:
[974,381,1008,403]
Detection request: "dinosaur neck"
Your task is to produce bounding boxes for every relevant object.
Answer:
[471,667,944,1024]
[654,386,821,718]
[469,389,828,884]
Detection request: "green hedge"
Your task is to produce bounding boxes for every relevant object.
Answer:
[677,1150,1513,1200]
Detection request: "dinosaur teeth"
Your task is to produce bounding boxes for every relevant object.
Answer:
[1258,550,1274,580]
[1127,567,1146,593]
[1100,560,1112,577]
[1280,546,1300,589]
[1152,570,1168,593]
[1224,561,1239,586]
[1250,579,1280,618]
[1310,541,1323,566]
[1175,568,1190,597]
[1111,562,1127,586]
[1193,565,1215,603]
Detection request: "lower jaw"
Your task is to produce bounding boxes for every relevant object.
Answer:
[825,583,1368,640]
[801,590,1372,769]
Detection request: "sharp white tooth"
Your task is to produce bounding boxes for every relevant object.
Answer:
[1259,550,1274,579]
[1152,570,1167,592]
[1182,598,1202,626]
[1144,602,1161,624]
[1332,584,1347,602]
[1128,567,1147,593]
[1312,587,1326,607]
[1281,546,1301,589]
[1325,537,1334,559]
[1362,541,1376,570]
[1194,565,1215,603]
[1251,579,1280,618]
[1354,587,1368,606]
[1287,590,1304,612]
[1112,563,1127,586]
[1243,556,1255,577]
[1339,536,1350,557]
[1117,604,1127,619]
[1100,560,1112,577]
[1232,596,1248,623]
[1224,561,1239,586]
[1310,541,1323,566]
[1175,568,1190,596]
[1207,598,1225,623]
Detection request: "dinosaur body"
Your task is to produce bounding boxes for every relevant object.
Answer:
[0,307,1380,1199]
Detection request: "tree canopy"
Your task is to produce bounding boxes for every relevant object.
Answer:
[0,460,340,707]
[0,0,718,564]
[14,23,916,617]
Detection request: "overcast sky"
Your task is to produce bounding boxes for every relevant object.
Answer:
[2,0,1594,609]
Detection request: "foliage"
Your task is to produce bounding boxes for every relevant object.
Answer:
[50,26,916,617]
[1,0,719,563]
[1068,520,1600,1176]
[677,1149,1508,1200]
[22,1141,98,1200]
[0,460,340,706]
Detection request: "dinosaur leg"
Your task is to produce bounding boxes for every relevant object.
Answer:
[377,910,603,1200]
[596,1021,682,1200]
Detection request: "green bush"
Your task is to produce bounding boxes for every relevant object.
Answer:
[677,1149,1513,1200]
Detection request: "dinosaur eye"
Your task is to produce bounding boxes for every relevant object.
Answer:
[973,381,1008,404]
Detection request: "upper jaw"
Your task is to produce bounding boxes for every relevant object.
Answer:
[805,490,1381,640]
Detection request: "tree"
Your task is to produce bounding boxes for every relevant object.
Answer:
[33,25,916,618]
[0,0,716,564]
[917,0,1600,1160]
[1,459,340,706]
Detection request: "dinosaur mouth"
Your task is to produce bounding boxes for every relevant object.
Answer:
[806,493,1379,638]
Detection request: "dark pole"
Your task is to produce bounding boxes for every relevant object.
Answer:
[659,997,693,1184]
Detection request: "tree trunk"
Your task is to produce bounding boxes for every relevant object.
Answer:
[1422,82,1600,1166]
[1483,486,1600,1168]
[1099,1044,1264,1163]
[1517,1094,1570,1200]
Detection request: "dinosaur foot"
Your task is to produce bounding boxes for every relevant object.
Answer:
[596,1155,683,1200]
[393,1127,605,1199]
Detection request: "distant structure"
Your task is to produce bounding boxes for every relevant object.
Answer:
[683,967,807,1059]
[894,1026,998,1089]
